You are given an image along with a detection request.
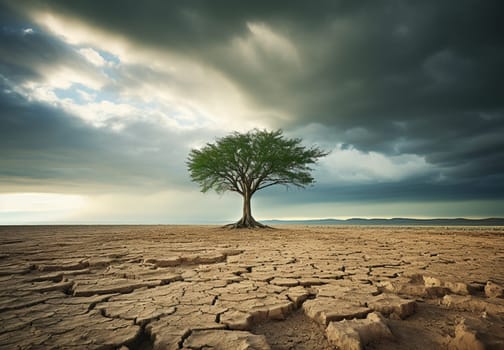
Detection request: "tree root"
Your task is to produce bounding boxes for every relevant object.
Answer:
[223,217,273,229]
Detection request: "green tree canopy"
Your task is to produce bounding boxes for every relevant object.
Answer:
[187,129,327,228]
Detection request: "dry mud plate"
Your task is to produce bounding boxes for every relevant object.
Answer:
[1,225,504,350]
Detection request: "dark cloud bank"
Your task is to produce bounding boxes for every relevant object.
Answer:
[1,0,504,212]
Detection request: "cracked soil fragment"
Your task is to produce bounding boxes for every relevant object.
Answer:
[0,225,503,349]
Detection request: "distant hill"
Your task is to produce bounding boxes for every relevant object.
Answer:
[263,218,504,226]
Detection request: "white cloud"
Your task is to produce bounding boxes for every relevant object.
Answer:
[47,66,105,90]
[19,62,105,94]
[20,81,59,103]
[78,47,106,66]
[62,99,139,128]
[76,88,97,102]
[318,144,433,184]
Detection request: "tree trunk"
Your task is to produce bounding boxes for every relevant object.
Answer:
[225,190,269,229]
[240,192,255,226]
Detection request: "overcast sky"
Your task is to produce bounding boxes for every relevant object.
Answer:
[1,0,503,224]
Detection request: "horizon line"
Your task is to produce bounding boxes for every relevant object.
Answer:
[2,216,504,226]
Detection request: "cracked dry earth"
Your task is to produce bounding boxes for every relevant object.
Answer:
[1,226,504,350]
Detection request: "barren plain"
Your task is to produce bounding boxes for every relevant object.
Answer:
[0,225,503,350]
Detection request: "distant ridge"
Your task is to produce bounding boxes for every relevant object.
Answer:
[263,218,504,226]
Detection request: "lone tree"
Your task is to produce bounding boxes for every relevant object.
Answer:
[187,129,327,228]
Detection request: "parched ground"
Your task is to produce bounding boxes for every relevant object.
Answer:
[0,225,503,350]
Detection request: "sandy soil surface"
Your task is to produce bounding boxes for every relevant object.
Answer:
[0,225,503,350]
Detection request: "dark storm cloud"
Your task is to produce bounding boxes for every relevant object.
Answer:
[9,0,364,51]
[0,83,195,192]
